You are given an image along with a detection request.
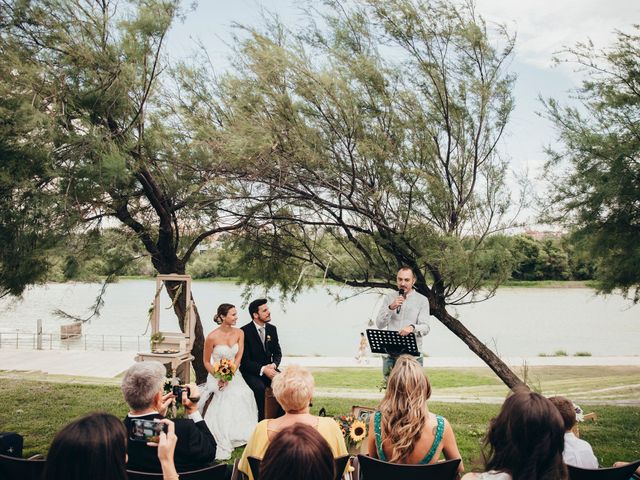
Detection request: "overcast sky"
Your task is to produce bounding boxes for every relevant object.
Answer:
[165,0,640,225]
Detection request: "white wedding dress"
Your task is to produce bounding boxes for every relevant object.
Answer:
[199,343,258,460]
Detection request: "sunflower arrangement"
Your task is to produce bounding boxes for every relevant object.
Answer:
[212,358,237,383]
[334,415,368,449]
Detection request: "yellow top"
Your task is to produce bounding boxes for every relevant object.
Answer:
[238,417,348,480]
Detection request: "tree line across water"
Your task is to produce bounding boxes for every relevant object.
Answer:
[47,230,595,284]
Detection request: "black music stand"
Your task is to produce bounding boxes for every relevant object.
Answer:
[366,328,420,357]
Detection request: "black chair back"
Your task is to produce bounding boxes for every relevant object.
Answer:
[0,453,46,480]
[127,463,227,480]
[357,454,461,480]
[334,455,350,480]
[248,454,351,480]
[568,459,640,480]
[247,456,262,480]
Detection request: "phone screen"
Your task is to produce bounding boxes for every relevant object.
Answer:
[129,419,165,443]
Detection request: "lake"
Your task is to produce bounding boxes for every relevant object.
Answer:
[0,280,638,357]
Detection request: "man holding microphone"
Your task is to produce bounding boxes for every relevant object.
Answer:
[375,266,431,380]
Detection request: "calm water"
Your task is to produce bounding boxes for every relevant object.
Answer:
[0,280,638,357]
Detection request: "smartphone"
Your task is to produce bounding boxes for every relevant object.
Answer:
[129,419,166,443]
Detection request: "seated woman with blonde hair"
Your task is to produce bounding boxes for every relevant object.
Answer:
[238,365,347,480]
[368,355,463,473]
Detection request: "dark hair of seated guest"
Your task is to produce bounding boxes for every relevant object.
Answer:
[260,423,335,480]
[483,388,567,480]
[548,396,577,431]
[44,412,127,480]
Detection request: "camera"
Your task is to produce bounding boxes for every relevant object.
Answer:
[129,419,166,443]
[172,385,191,404]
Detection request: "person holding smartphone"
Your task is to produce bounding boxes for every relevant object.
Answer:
[43,412,179,480]
[121,361,217,473]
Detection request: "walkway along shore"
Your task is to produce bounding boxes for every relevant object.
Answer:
[1,349,639,378]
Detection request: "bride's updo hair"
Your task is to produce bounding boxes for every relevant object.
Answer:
[214,303,235,325]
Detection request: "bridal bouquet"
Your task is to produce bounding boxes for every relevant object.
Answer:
[212,358,237,383]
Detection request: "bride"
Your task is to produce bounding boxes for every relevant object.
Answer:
[199,303,258,460]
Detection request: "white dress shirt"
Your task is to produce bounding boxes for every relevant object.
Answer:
[563,431,598,469]
[253,321,268,376]
[375,289,430,350]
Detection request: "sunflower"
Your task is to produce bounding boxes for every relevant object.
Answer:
[349,420,367,443]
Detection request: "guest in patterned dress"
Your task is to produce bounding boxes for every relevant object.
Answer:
[367,355,463,474]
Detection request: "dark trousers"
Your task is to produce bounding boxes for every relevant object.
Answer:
[244,373,270,421]
[243,373,284,421]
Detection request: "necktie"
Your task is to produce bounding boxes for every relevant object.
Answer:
[259,327,266,348]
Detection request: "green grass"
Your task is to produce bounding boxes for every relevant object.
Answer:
[4,377,639,470]
[312,367,502,391]
[311,365,640,404]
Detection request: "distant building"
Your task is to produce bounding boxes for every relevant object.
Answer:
[523,229,565,241]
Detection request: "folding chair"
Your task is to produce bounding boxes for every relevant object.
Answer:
[127,462,227,480]
[0,453,46,480]
[357,454,461,480]
[567,459,640,480]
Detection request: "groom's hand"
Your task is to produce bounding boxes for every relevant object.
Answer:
[263,364,278,379]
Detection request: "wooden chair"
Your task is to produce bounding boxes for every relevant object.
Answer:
[248,454,352,480]
[0,453,46,480]
[264,387,280,419]
[127,463,227,480]
[357,454,461,480]
[567,459,640,480]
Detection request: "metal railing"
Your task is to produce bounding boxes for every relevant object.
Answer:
[0,331,149,351]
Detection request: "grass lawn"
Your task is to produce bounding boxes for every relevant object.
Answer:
[312,365,640,404]
[3,377,639,470]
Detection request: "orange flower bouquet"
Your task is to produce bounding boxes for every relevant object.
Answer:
[212,358,237,388]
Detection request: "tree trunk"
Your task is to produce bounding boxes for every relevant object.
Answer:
[163,279,208,384]
[432,305,526,390]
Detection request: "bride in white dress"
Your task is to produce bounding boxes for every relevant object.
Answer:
[199,303,258,460]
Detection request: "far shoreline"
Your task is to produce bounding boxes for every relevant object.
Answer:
[36,276,597,290]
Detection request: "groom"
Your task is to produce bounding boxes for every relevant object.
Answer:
[240,298,283,420]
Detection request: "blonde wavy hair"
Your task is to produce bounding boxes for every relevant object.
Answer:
[378,355,432,463]
[271,364,315,412]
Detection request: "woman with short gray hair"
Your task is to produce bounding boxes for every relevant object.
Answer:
[238,365,347,480]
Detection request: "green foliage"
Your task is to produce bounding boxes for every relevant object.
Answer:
[0,38,62,297]
[511,235,571,281]
[186,242,241,279]
[543,27,640,302]
[212,0,519,308]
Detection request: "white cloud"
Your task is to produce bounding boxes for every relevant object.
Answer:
[475,0,639,69]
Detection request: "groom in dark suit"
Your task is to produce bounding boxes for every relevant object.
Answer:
[240,298,283,420]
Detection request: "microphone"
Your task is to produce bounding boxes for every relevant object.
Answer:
[396,288,405,314]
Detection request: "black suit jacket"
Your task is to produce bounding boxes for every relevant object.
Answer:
[124,413,216,473]
[240,322,282,377]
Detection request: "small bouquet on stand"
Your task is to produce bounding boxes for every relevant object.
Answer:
[335,414,368,455]
[212,358,237,391]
